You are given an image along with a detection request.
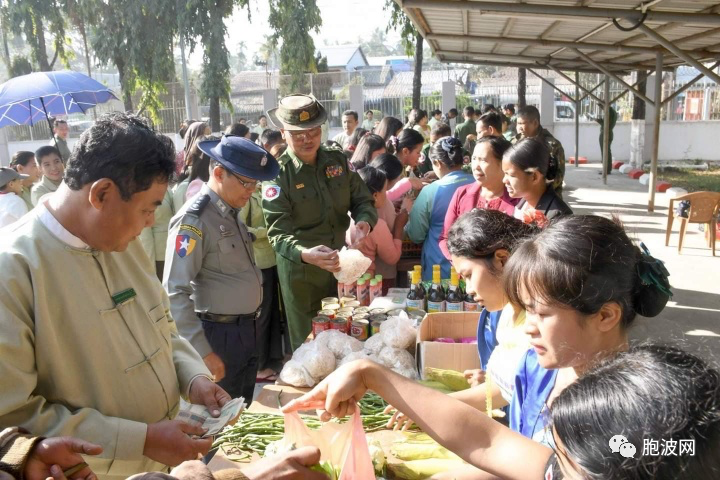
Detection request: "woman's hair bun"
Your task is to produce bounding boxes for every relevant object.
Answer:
[632,244,672,317]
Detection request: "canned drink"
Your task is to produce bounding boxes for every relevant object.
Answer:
[339,296,356,307]
[324,303,341,312]
[370,308,386,315]
[368,314,387,324]
[350,319,369,340]
[387,308,404,317]
[312,316,331,337]
[354,306,370,315]
[370,320,383,336]
[337,306,354,314]
[353,313,369,321]
[331,318,348,334]
[344,300,361,309]
[321,297,339,309]
[318,309,335,319]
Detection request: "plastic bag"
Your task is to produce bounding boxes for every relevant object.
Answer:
[363,332,385,355]
[279,360,317,387]
[324,331,363,359]
[293,342,336,380]
[380,313,417,350]
[333,247,372,284]
[282,409,375,480]
[338,350,370,367]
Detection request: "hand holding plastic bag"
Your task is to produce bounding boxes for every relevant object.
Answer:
[333,247,372,284]
[281,409,375,480]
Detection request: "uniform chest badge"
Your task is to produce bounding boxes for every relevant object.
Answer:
[295,183,305,189]
[325,165,345,178]
[175,234,196,258]
[219,224,233,237]
[263,184,280,200]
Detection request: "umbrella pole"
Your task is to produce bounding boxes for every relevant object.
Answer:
[39,97,62,162]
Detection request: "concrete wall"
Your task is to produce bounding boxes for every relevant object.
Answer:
[553,121,720,162]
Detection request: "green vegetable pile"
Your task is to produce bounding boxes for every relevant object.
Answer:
[213,393,414,460]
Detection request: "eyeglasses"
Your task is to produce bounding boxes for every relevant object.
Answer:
[227,170,258,190]
[287,127,322,142]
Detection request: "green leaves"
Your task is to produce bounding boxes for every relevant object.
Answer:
[267,0,322,93]
[384,0,417,57]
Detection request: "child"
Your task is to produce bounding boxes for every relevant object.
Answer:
[346,166,410,279]
[31,146,64,206]
[0,167,29,228]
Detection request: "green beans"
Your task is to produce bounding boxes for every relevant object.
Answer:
[213,393,416,457]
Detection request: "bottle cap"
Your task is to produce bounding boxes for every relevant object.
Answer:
[370,279,378,286]
[374,274,383,282]
[357,278,366,285]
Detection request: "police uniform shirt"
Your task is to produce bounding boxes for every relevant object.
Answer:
[163,183,262,358]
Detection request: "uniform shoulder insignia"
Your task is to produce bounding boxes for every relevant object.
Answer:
[187,194,210,216]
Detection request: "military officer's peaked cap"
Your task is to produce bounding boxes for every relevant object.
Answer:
[267,94,328,131]
[198,135,280,181]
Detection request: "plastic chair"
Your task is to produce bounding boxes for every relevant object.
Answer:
[666,191,720,256]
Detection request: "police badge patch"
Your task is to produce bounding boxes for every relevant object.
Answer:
[263,184,281,200]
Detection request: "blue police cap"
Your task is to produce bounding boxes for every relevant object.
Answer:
[197,135,280,181]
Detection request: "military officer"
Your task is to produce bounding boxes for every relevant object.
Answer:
[163,135,279,402]
[513,105,566,197]
[262,94,378,350]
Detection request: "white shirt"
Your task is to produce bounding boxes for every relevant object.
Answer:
[0,193,28,228]
[36,200,90,249]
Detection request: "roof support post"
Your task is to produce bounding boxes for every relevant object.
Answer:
[575,71,580,168]
[662,60,720,106]
[543,63,605,104]
[636,23,720,86]
[602,75,611,185]
[571,48,656,106]
[648,52,663,213]
[527,68,576,102]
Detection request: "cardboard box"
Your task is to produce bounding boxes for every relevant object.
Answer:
[416,312,480,378]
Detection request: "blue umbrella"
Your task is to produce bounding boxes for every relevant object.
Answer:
[0,70,117,128]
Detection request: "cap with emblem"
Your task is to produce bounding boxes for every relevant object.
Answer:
[198,135,280,181]
[0,167,28,189]
[267,94,328,131]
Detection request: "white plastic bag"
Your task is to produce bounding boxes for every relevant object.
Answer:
[363,333,385,355]
[333,247,372,284]
[379,312,417,350]
[293,342,336,379]
[278,359,317,387]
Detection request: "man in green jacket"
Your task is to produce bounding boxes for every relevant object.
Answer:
[453,106,476,144]
[263,95,378,350]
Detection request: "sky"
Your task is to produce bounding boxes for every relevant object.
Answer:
[187,0,401,69]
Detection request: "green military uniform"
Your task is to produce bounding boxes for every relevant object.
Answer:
[262,145,377,349]
[596,107,618,175]
[454,119,476,144]
[513,127,566,196]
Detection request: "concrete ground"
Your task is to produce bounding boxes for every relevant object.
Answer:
[563,162,720,366]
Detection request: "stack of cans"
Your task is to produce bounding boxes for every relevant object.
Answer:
[312,296,384,340]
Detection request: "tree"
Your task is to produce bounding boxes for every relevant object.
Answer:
[4,0,69,71]
[267,0,322,94]
[65,0,97,78]
[9,55,32,77]
[385,0,422,110]
[230,41,248,74]
[91,0,176,116]
[518,68,527,108]
[360,28,392,57]
[632,70,648,120]
[183,0,247,131]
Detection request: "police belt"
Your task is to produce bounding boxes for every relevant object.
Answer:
[197,310,260,324]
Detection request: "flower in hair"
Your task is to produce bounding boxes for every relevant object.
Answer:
[637,243,672,297]
[390,136,398,148]
[440,136,462,154]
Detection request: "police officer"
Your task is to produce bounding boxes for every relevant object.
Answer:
[262,95,378,350]
[163,135,279,402]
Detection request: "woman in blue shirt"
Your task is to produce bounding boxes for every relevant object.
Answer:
[405,137,473,280]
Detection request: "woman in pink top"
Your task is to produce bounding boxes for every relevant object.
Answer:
[346,166,411,286]
[439,136,519,259]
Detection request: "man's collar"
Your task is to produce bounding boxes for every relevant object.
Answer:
[202,183,235,218]
[286,146,318,172]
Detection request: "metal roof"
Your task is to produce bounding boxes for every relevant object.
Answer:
[396,0,720,74]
